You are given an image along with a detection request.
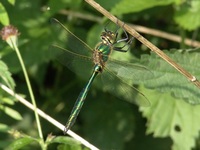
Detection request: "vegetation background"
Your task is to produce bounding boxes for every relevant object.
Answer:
[0,0,200,149]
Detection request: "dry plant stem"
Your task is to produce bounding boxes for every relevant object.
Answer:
[0,83,99,150]
[58,9,200,48]
[130,24,200,48]
[85,0,200,89]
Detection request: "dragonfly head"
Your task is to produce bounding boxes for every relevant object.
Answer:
[101,30,117,45]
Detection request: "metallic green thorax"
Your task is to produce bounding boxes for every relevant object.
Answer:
[93,43,112,70]
[64,30,117,133]
[92,30,117,71]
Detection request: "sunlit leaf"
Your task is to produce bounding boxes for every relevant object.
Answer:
[111,0,174,15]
[140,49,200,105]
[174,1,200,30]
[0,3,9,25]
[140,86,200,150]
[8,0,15,5]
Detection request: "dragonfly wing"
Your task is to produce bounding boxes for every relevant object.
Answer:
[106,58,153,82]
[101,68,150,106]
[50,18,93,57]
[50,45,94,78]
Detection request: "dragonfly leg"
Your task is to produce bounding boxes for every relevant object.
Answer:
[113,37,134,52]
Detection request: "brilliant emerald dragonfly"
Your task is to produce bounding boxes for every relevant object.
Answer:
[51,18,151,133]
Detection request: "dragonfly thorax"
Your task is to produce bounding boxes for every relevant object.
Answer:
[101,31,117,45]
[93,49,105,72]
[93,42,112,72]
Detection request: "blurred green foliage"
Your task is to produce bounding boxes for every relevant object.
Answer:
[0,0,200,149]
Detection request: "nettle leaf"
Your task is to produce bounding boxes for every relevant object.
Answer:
[0,60,15,90]
[140,49,200,105]
[111,0,174,15]
[174,1,200,30]
[139,87,200,150]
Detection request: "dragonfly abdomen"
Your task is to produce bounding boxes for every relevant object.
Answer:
[64,69,99,133]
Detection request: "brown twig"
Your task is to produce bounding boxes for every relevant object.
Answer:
[85,0,200,88]
[129,24,200,48]
[56,8,200,48]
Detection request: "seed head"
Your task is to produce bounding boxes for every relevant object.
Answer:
[0,25,20,49]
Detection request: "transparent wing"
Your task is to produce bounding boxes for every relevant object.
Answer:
[50,18,93,57]
[50,45,94,79]
[102,68,150,106]
[106,58,153,82]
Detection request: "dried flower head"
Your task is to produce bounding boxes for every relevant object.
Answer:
[0,25,20,49]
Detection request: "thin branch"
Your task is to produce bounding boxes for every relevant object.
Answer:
[129,24,200,48]
[0,83,99,150]
[59,9,102,23]
[85,0,200,89]
[56,9,200,48]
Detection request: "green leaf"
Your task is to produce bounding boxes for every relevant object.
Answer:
[174,1,200,30]
[6,136,37,150]
[0,3,9,25]
[140,49,200,105]
[48,136,80,145]
[0,60,15,90]
[0,123,9,132]
[0,106,22,120]
[48,136,83,150]
[94,0,121,10]
[57,144,83,150]
[139,86,200,150]
[8,0,15,5]
[1,97,15,105]
[111,0,174,15]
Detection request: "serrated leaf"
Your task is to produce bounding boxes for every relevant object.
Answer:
[174,1,200,30]
[111,0,174,15]
[139,87,200,150]
[0,3,9,25]
[0,106,22,120]
[6,137,37,150]
[0,60,15,90]
[140,49,200,105]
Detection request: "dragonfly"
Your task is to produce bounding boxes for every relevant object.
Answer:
[51,18,151,134]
